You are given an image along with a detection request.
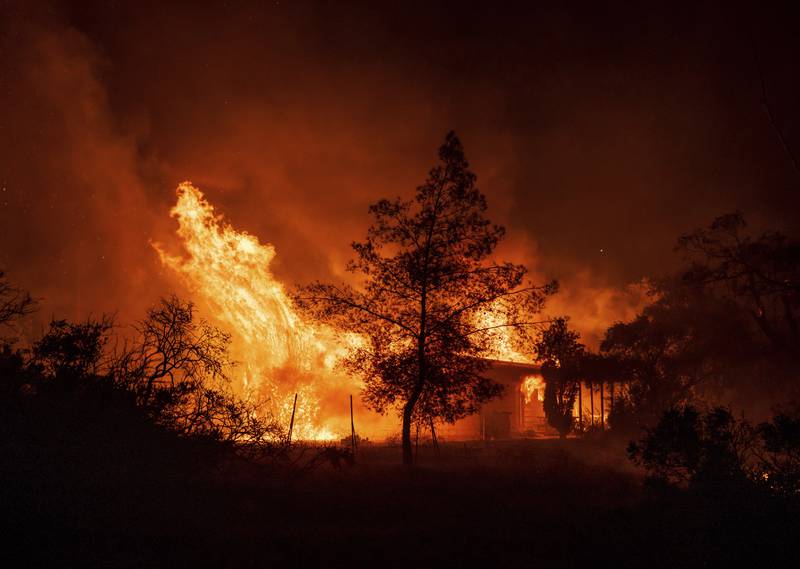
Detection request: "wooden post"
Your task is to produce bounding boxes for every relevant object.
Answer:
[287,392,298,445]
[350,394,357,460]
[429,417,439,457]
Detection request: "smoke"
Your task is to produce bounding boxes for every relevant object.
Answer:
[2,0,797,354]
[0,5,172,333]
[544,274,651,350]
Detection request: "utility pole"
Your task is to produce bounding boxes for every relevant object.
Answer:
[287,392,298,445]
[350,394,357,460]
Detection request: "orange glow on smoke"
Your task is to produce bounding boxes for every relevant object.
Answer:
[521,375,545,404]
[154,182,359,440]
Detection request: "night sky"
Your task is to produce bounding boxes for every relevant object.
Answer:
[2,0,798,345]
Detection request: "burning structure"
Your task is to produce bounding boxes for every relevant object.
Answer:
[438,361,551,439]
[153,182,610,442]
[443,361,618,440]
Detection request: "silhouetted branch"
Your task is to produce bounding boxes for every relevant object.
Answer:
[750,36,800,182]
[0,271,37,328]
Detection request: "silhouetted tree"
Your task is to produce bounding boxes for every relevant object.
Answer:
[32,317,114,383]
[601,214,800,423]
[16,296,280,446]
[757,407,800,497]
[535,317,583,438]
[348,320,504,431]
[628,405,757,491]
[296,132,555,466]
[0,272,36,399]
[0,342,30,400]
[115,296,231,404]
[0,271,36,328]
[112,296,280,443]
[677,212,800,351]
[601,275,768,425]
[629,402,800,505]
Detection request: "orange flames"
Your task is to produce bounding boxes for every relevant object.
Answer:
[477,303,532,364]
[153,182,358,440]
[152,182,538,441]
[521,375,545,404]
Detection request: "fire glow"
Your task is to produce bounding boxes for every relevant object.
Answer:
[153,182,534,441]
[153,182,358,440]
[478,304,533,364]
[521,375,545,404]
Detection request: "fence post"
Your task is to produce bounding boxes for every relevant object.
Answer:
[287,392,298,445]
[350,394,357,460]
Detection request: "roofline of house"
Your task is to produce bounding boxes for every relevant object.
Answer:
[484,358,541,371]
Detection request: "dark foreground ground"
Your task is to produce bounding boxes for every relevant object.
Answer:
[3,433,797,568]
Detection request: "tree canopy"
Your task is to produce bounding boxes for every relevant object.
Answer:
[677,212,799,352]
[601,213,800,425]
[534,317,584,438]
[295,131,555,465]
[0,271,36,329]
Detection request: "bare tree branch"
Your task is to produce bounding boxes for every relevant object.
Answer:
[750,36,800,183]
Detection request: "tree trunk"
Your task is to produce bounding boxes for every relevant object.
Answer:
[590,383,594,428]
[578,382,583,433]
[402,373,425,468]
[402,396,419,467]
[414,421,419,460]
[403,283,427,468]
[600,382,605,431]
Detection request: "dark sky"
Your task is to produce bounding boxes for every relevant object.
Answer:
[1,0,798,344]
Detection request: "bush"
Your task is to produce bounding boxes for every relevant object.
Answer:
[629,404,800,500]
[606,397,640,437]
[628,406,755,490]
[758,409,800,498]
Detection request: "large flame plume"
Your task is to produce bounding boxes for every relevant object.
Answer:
[152,182,539,441]
[154,182,357,440]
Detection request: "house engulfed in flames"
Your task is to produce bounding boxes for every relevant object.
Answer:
[439,361,554,440]
[156,182,610,442]
[440,360,617,441]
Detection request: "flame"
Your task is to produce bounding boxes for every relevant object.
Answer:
[477,302,532,363]
[521,375,545,404]
[153,182,355,440]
